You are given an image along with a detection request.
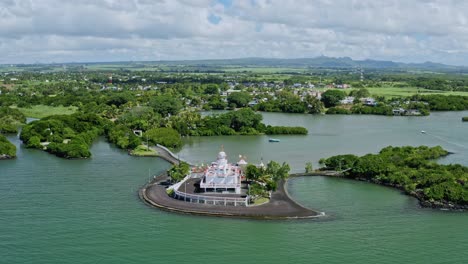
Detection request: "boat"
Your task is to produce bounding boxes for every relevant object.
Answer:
[268,138,280,142]
[421,130,426,134]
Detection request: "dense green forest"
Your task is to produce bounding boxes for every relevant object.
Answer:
[20,113,110,158]
[416,95,468,111]
[0,134,16,158]
[320,146,468,207]
[0,107,26,133]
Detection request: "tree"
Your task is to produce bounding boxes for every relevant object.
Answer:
[350,88,370,99]
[0,134,16,158]
[145,127,182,149]
[305,162,313,173]
[265,161,290,183]
[227,92,252,108]
[204,84,219,95]
[168,162,190,182]
[228,108,262,131]
[246,164,262,181]
[321,89,346,108]
[150,95,182,117]
[305,95,325,114]
[207,95,227,110]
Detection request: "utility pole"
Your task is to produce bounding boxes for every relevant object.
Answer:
[146,134,149,151]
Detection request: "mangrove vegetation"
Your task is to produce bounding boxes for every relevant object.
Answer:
[320,146,468,208]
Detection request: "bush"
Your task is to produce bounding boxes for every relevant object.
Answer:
[0,134,16,158]
[326,107,351,115]
[168,162,190,182]
[146,127,182,149]
[321,90,346,107]
[265,126,308,135]
[20,113,106,158]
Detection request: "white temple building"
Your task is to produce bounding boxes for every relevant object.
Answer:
[199,149,245,194]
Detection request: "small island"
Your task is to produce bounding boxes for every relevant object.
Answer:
[140,147,322,219]
[463,117,468,122]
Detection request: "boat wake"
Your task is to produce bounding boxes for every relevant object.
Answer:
[422,131,468,150]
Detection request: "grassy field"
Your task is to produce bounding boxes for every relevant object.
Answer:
[349,86,468,98]
[130,145,159,157]
[252,197,270,205]
[223,67,309,73]
[11,105,77,118]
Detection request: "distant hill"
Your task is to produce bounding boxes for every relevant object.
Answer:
[3,56,468,73]
[153,57,466,71]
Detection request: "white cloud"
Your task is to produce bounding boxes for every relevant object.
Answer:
[0,0,468,65]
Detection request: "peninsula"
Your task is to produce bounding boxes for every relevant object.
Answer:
[320,146,468,210]
[140,146,323,219]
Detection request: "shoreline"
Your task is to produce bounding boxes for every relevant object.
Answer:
[297,172,467,211]
[0,154,15,160]
[353,177,468,211]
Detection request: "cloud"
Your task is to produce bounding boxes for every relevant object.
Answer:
[0,0,468,65]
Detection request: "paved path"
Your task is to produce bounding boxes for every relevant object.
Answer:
[149,144,194,166]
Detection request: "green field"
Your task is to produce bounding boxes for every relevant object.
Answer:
[130,145,158,157]
[222,67,309,73]
[350,86,468,98]
[11,105,78,118]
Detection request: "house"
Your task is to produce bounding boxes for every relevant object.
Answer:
[393,108,406,115]
[405,109,421,116]
[248,99,259,107]
[362,98,377,106]
[340,96,355,105]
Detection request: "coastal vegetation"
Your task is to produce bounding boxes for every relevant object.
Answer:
[0,134,16,159]
[168,108,308,137]
[146,127,182,149]
[130,145,158,157]
[320,146,468,208]
[305,162,313,173]
[245,161,290,199]
[168,162,191,182]
[20,113,110,158]
[0,107,26,133]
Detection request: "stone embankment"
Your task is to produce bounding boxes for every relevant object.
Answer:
[140,174,323,219]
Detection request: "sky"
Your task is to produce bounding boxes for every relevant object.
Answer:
[1,0,468,65]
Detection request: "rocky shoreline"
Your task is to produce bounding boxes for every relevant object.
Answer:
[0,154,15,160]
[350,177,467,211]
[292,171,467,211]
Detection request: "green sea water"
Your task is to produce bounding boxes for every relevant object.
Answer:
[1,111,467,264]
